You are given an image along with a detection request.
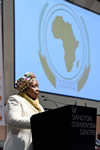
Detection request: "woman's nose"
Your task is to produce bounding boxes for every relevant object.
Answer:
[36,87,39,91]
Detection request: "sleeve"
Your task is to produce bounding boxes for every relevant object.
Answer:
[5,96,31,129]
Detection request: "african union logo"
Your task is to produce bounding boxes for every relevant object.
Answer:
[38,3,90,92]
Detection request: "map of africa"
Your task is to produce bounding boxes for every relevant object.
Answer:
[52,16,79,72]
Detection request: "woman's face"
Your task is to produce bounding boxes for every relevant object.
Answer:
[25,80,39,99]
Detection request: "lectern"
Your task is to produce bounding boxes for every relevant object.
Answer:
[30,105,97,150]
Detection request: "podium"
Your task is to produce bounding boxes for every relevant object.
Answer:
[30,105,97,150]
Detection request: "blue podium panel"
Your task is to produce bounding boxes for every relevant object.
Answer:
[30,105,97,150]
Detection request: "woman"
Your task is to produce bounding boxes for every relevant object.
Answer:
[3,72,44,150]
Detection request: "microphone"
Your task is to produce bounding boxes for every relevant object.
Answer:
[41,95,66,109]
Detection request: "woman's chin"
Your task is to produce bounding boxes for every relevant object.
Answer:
[32,94,38,100]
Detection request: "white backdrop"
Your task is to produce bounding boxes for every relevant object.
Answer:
[3,0,100,115]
